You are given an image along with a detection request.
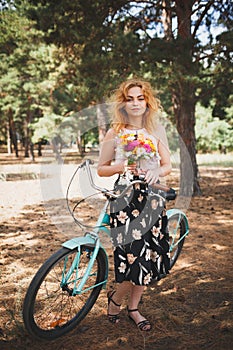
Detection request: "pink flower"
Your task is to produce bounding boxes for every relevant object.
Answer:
[125,140,140,151]
[143,144,152,153]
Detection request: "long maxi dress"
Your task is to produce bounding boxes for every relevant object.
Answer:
[110,128,170,286]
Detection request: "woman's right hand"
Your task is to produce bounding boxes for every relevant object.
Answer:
[124,162,146,177]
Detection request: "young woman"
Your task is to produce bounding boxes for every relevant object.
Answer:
[97,78,172,332]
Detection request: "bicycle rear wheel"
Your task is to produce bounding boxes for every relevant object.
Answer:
[168,213,187,269]
[23,245,107,340]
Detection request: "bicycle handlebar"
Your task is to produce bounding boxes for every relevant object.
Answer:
[82,159,176,201]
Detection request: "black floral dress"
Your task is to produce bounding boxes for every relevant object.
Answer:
[110,176,170,286]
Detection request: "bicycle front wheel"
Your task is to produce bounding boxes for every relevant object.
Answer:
[23,245,107,340]
[168,213,187,269]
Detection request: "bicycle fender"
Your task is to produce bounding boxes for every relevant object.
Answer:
[62,235,98,250]
[62,234,109,285]
[167,209,189,233]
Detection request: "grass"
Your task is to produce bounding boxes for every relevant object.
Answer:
[196,153,233,167]
[170,152,233,168]
[0,150,232,169]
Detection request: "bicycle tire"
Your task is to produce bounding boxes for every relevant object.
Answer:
[23,245,107,340]
[168,213,186,269]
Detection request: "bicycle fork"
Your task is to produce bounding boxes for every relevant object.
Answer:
[61,202,110,295]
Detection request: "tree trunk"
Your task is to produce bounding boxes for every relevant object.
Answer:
[76,130,86,157]
[37,141,42,156]
[162,0,173,40]
[96,103,107,144]
[173,87,201,196]
[24,106,33,158]
[8,109,18,157]
[24,130,30,158]
[174,0,202,196]
[7,122,12,154]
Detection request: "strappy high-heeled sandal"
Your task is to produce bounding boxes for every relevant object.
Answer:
[127,308,151,332]
[107,291,121,324]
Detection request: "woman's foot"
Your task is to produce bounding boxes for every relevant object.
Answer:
[107,291,121,324]
[127,308,151,331]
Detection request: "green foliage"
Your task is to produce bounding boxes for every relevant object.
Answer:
[31,113,64,143]
[0,0,232,166]
[195,104,233,153]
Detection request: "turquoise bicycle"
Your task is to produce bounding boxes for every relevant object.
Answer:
[23,159,189,340]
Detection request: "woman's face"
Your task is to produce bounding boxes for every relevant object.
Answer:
[124,86,147,119]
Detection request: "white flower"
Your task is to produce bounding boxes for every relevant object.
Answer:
[151,250,159,262]
[127,253,137,264]
[140,218,146,228]
[118,262,127,273]
[137,194,144,202]
[132,209,140,217]
[151,199,158,210]
[145,249,151,261]
[144,273,152,285]
[116,211,128,224]
[137,148,146,157]
[117,233,123,244]
[159,198,164,206]
[132,229,142,240]
[152,226,160,237]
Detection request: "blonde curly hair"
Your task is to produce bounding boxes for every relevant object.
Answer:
[110,78,161,133]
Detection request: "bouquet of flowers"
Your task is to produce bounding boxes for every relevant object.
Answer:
[118,132,157,166]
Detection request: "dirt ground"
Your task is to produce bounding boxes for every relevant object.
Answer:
[0,153,232,350]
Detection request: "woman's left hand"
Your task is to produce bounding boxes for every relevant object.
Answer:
[144,168,160,185]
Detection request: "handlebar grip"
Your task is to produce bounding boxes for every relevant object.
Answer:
[87,159,94,165]
[151,183,176,201]
[80,159,94,168]
[164,188,176,201]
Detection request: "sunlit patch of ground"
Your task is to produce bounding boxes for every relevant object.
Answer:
[0,164,232,350]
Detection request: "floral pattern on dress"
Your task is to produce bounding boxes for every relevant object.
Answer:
[110,179,170,286]
[116,211,128,224]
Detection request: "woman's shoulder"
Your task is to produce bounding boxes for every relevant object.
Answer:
[152,123,166,139]
[105,128,117,139]
[155,123,166,132]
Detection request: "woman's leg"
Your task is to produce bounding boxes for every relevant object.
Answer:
[107,281,131,319]
[127,285,151,331]
[108,282,151,330]
[128,285,145,310]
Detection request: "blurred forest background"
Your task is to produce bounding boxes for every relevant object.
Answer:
[0,0,232,195]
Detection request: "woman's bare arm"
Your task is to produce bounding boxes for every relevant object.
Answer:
[156,124,172,177]
[144,124,172,184]
[97,129,125,177]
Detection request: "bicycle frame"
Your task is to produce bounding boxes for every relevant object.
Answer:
[61,206,189,296]
[61,159,189,295]
[167,208,189,251]
[62,200,110,295]
[22,159,191,342]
